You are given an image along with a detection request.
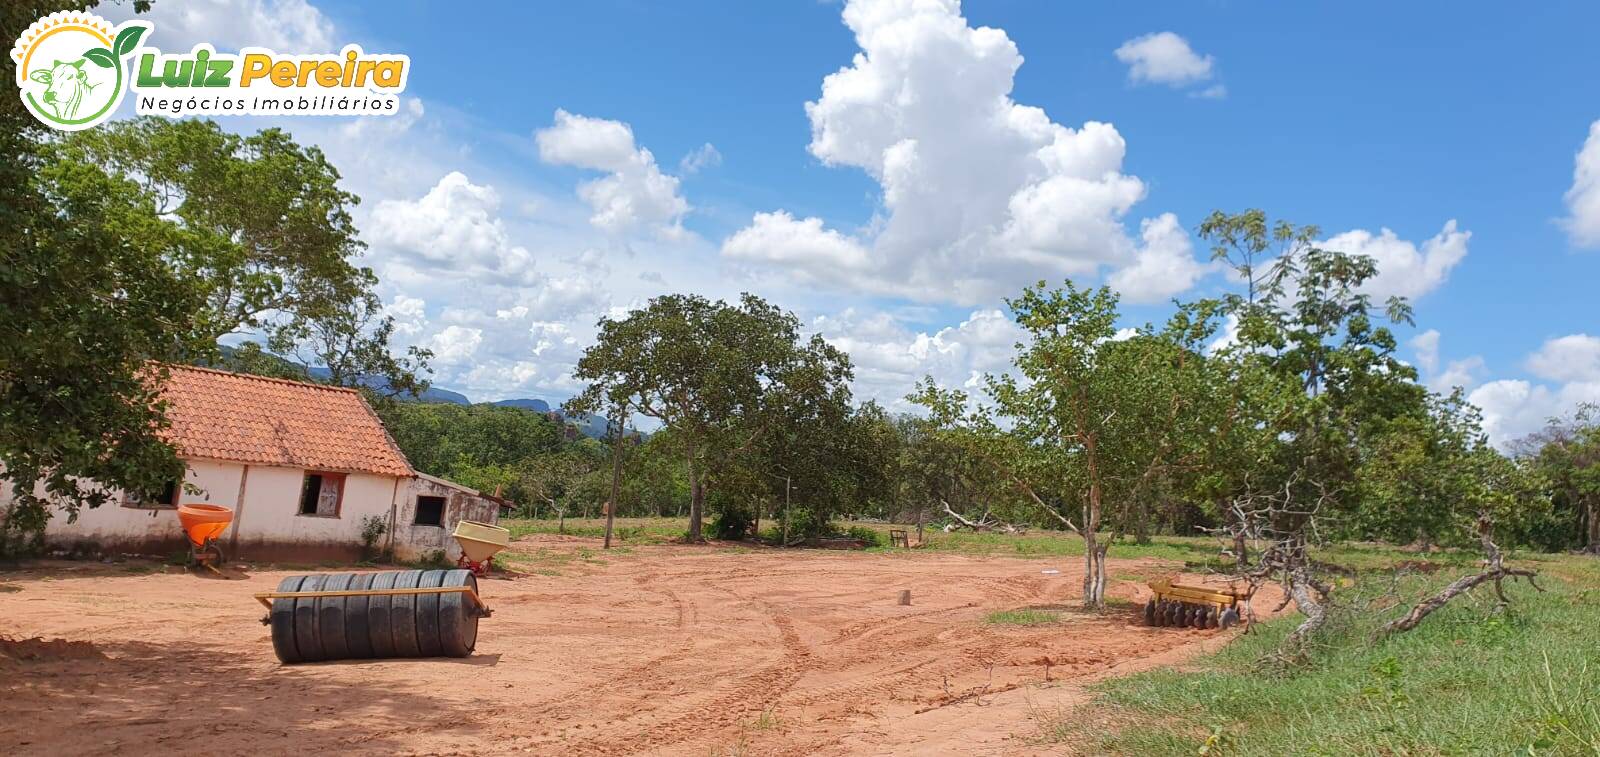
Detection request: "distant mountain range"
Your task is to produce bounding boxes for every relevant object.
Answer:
[206,344,614,438]
[488,397,550,412]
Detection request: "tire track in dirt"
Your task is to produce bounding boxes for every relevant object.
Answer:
[545,599,815,756]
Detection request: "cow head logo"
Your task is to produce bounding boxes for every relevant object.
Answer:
[11,11,149,131]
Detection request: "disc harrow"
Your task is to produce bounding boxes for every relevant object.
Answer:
[1143,577,1244,629]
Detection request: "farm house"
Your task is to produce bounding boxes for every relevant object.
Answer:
[1,365,507,563]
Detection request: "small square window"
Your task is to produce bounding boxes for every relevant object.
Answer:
[414,495,446,527]
[298,472,344,517]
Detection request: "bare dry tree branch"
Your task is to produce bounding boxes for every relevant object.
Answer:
[1373,515,1543,641]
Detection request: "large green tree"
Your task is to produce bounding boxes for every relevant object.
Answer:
[569,293,852,541]
[913,282,1220,608]
[1518,404,1600,553]
[0,0,205,554]
[4,3,425,551]
[49,117,372,344]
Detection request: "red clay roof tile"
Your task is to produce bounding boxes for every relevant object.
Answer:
[152,364,414,478]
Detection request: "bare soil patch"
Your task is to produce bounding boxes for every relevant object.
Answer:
[0,536,1275,755]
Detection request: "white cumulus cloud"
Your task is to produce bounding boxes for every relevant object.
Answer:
[369,171,538,284]
[1562,120,1600,249]
[427,325,483,366]
[810,307,1026,412]
[1114,31,1216,88]
[1469,378,1600,450]
[107,0,336,52]
[1108,213,1211,303]
[536,110,689,238]
[721,0,1206,305]
[1525,333,1600,384]
[1321,220,1470,302]
[679,143,722,174]
[1409,328,1485,394]
[1464,332,1600,448]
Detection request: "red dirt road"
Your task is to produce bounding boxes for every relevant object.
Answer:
[0,536,1266,755]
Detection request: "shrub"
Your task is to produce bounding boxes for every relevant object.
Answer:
[844,525,886,547]
[358,514,388,561]
[711,508,754,540]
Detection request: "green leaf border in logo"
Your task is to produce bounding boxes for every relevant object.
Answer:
[23,22,149,128]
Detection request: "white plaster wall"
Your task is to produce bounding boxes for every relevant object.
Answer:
[230,467,400,558]
[26,458,403,560]
[390,477,503,562]
[39,458,243,551]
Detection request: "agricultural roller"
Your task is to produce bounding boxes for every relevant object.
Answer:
[1144,577,1244,629]
[254,569,492,663]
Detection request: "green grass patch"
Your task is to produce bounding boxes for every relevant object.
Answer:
[1044,554,1600,755]
[985,608,1062,626]
[502,517,687,544]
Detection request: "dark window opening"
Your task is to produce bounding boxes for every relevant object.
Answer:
[298,472,344,517]
[125,479,180,509]
[415,495,446,527]
[299,474,322,515]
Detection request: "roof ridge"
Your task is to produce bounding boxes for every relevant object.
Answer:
[157,362,363,395]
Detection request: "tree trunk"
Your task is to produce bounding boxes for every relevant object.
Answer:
[1134,499,1151,545]
[685,442,704,542]
[1587,499,1600,554]
[1081,433,1107,609]
[1282,565,1328,653]
[604,424,623,550]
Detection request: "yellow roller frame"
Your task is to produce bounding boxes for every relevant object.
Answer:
[252,585,489,613]
[1147,578,1242,613]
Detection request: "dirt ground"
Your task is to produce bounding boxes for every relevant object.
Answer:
[0,535,1274,756]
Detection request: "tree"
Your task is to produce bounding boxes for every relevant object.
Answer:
[715,334,861,540]
[1200,209,1433,653]
[1356,392,1494,550]
[913,282,1220,608]
[569,293,846,541]
[267,290,434,398]
[0,0,199,555]
[518,444,605,532]
[375,401,568,505]
[47,117,372,344]
[1518,404,1600,553]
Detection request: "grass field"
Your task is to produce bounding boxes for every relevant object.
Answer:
[499,517,1599,754]
[501,516,689,544]
[1044,549,1600,755]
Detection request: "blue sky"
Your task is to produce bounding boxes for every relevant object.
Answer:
[106,0,1600,445]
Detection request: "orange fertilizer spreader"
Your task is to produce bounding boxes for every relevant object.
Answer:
[177,503,233,569]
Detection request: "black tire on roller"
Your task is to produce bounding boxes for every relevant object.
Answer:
[389,569,424,657]
[415,569,447,657]
[1219,607,1240,629]
[292,574,326,663]
[1191,606,1206,628]
[1143,598,1157,626]
[1206,608,1220,629]
[438,569,480,658]
[317,573,353,661]
[269,575,305,664]
[366,570,399,658]
[344,573,375,659]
